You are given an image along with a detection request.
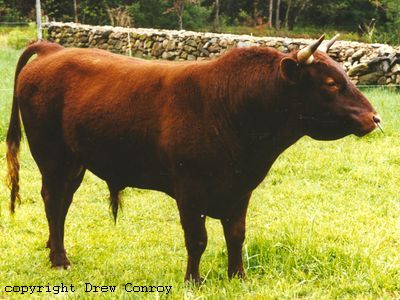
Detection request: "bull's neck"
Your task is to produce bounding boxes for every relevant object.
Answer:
[202,58,304,160]
[197,61,304,192]
[233,90,303,161]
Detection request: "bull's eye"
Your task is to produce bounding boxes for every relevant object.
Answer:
[324,78,339,90]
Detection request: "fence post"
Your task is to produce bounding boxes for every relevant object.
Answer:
[36,0,43,40]
[127,27,132,57]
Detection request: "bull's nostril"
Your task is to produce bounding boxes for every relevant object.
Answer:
[373,115,384,133]
[373,115,381,123]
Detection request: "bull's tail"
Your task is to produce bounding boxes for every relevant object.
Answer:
[6,41,63,213]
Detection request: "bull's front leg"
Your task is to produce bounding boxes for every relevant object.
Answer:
[177,199,208,283]
[221,193,250,278]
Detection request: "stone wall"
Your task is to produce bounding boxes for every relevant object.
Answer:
[45,22,400,86]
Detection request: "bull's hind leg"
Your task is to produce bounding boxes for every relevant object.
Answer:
[41,161,85,269]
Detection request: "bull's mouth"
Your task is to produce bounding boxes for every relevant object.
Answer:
[299,113,380,139]
[351,113,381,137]
[300,115,352,140]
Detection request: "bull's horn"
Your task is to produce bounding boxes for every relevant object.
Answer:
[320,34,340,53]
[297,34,325,64]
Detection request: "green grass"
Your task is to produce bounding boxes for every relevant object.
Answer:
[0,48,20,140]
[1,48,400,299]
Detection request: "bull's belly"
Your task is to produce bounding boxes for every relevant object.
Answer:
[88,162,173,196]
[69,142,173,194]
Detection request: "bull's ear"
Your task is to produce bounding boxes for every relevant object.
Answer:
[279,57,299,84]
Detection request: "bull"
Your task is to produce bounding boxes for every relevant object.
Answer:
[6,35,380,281]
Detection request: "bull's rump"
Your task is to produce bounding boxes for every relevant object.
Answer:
[16,48,208,191]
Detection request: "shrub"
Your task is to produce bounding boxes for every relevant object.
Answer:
[183,4,212,31]
[0,24,37,49]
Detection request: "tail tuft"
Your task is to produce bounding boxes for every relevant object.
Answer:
[6,137,21,213]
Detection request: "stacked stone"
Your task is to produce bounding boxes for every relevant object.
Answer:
[331,42,400,85]
[45,22,315,62]
[45,22,400,86]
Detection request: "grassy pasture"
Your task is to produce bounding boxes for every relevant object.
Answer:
[0,48,400,299]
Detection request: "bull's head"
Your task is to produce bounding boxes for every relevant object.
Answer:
[280,34,381,140]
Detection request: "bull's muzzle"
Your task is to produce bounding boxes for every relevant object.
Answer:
[353,112,382,137]
[373,115,383,133]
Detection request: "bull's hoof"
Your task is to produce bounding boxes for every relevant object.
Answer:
[50,251,70,270]
[51,262,71,270]
[228,271,245,279]
[184,276,204,285]
[53,265,70,270]
[51,263,71,270]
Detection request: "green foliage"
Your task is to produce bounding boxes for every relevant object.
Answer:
[0,0,26,22]
[128,0,176,29]
[1,0,400,44]
[373,0,400,44]
[0,24,36,49]
[41,0,73,22]
[299,0,376,29]
[4,28,34,49]
[79,0,109,25]
[182,4,212,31]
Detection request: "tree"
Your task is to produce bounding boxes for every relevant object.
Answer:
[253,0,259,26]
[284,0,292,29]
[213,0,219,30]
[372,0,400,44]
[275,0,281,29]
[164,0,198,30]
[268,0,273,28]
[4,0,400,45]
[106,5,132,27]
[292,0,310,28]
[73,0,78,22]
[129,0,175,29]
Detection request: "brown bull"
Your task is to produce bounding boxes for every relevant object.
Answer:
[7,35,380,281]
